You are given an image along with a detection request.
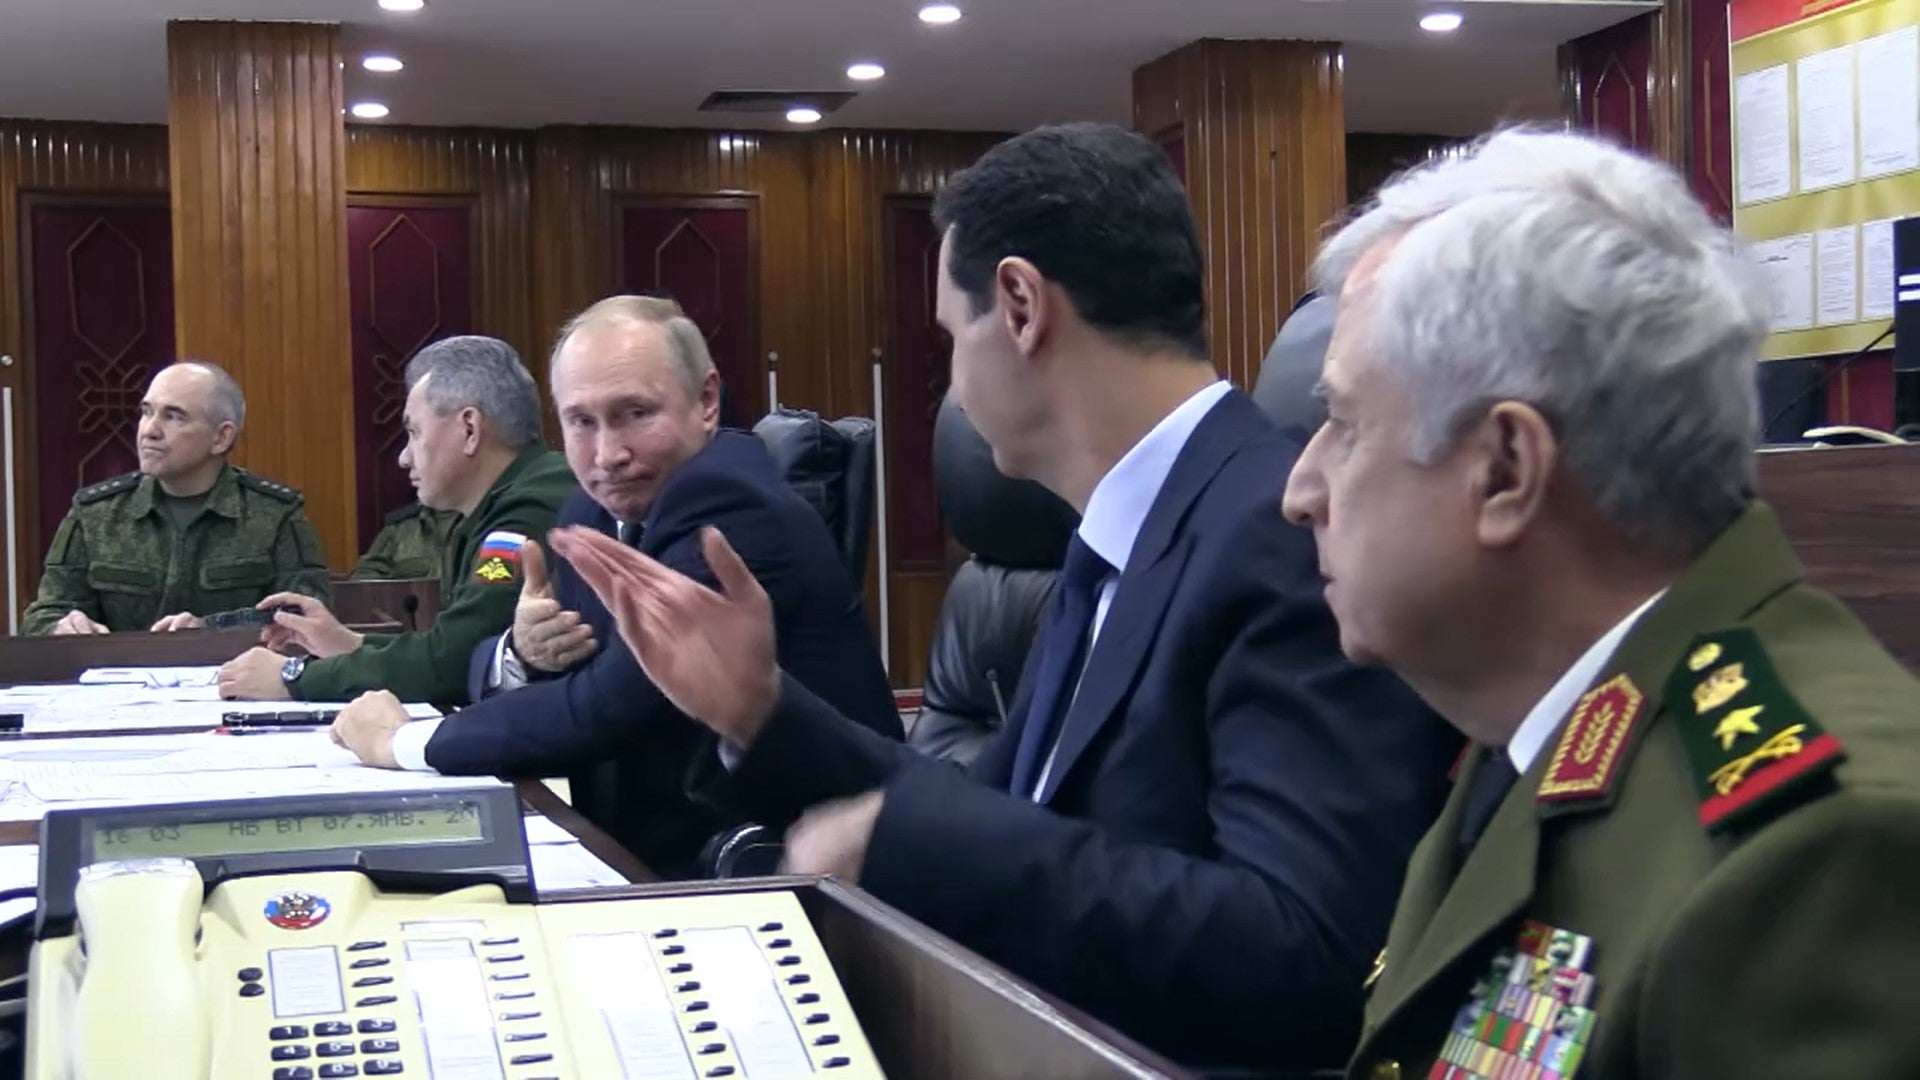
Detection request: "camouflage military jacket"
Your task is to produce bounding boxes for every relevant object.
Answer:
[20,465,331,634]
[352,503,462,581]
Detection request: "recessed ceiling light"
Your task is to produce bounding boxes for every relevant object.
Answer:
[918,4,962,25]
[377,0,425,11]
[786,107,823,125]
[349,102,391,119]
[362,55,404,73]
[1419,10,1463,32]
[847,62,886,81]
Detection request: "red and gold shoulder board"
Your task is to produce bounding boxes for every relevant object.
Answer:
[1537,674,1643,806]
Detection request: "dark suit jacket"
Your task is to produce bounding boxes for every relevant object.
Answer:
[431,431,901,877]
[693,390,1459,1073]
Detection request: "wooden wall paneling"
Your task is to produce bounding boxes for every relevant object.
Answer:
[344,126,535,367]
[166,21,356,568]
[810,131,1002,688]
[0,119,169,622]
[1560,12,1662,155]
[1133,40,1347,389]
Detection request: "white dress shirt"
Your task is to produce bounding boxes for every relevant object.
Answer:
[391,518,632,773]
[1506,590,1666,774]
[1026,379,1233,796]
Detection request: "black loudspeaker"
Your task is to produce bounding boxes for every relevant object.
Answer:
[1895,215,1918,374]
[1756,357,1828,443]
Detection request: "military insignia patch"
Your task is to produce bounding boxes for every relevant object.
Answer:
[1537,674,1642,804]
[1432,920,1598,1080]
[471,530,529,585]
[1666,628,1845,834]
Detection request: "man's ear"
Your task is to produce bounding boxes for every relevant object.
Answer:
[461,407,483,455]
[697,370,721,430]
[996,256,1050,358]
[211,421,238,456]
[1467,401,1557,549]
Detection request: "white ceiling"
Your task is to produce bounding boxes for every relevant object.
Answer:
[0,0,1656,136]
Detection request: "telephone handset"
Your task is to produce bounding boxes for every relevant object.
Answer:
[60,859,209,1079]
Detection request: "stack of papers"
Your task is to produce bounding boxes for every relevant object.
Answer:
[0,731,484,822]
[0,682,439,735]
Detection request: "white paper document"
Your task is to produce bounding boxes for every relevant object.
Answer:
[1736,64,1793,204]
[0,844,37,928]
[1863,217,1897,320]
[1797,45,1859,191]
[530,842,627,891]
[1816,225,1860,326]
[1751,233,1816,331]
[77,666,220,688]
[3,683,438,736]
[1858,25,1920,179]
[0,731,504,821]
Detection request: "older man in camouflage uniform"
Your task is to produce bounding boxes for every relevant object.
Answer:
[21,361,330,635]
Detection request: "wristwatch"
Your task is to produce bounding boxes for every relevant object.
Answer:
[281,654,308,688]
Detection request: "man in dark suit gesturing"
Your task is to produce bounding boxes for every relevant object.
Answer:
[555,124,1457,1072]
[330,296,900,876]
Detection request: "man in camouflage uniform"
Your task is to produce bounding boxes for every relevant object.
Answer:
[352,502,461,580]
[218,336,574,705]
[21,362,329,635]
[1280,130,1920,1080]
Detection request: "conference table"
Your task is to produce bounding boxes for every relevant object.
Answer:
[0,625,1189,1079]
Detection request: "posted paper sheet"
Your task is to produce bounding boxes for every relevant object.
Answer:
[1736,64,1793,204]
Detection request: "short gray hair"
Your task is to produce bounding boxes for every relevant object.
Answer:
[404,336,543,449]
[171,360,246,435]
[551,295,716,395]
[1313,127,1771,557]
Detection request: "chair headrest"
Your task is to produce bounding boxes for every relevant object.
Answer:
[933,395,1078,570]
[1252,293,1335,434]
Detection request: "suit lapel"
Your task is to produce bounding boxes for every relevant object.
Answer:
[1034,390,1265,805]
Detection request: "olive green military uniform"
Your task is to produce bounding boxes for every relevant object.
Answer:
[291,447,576,705]
[1351,503,1920,1080]
[352,503,461,580]
[21,466,331,635]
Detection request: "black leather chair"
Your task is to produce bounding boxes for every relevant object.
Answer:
[909,394,1078,764]
[752,409,878,581]
[701,395,1076,877]
[1251,291,1335,438]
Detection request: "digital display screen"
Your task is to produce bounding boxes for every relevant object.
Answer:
[87,800,485,860]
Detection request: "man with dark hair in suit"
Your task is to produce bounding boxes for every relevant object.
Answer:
[554,122,1457,1072]
[329,296,900,876]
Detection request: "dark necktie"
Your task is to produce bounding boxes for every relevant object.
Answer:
[1454,750,1520,865]
[1007,536,1112,799]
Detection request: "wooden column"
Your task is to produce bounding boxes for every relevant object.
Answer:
[166,20,356,566]
[1133,39,1346,388]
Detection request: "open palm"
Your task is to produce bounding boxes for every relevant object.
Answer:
[550,525,780,746]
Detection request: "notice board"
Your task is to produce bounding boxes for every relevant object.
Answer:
[1730,0,1919,359]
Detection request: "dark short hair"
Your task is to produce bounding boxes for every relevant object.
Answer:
[932,123,1208,360]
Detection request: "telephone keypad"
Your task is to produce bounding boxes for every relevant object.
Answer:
[503,1031,546,1043]
[273,1067,315,1080]
[238,967,265,982]
[270,1045,312,1061]
[269,1025,309,1040]
[350,975,392,987]
[508,1053,554,1065]
[355,1018,396,1034]
[312,1022,350,1038]
[239,981,266,998]
[353,994,397,1007]
[315,1041,354,1058]
[360,1038,400,1054]
[363,1061,404,1076]
[348,957,388,969]
[318,1065,359,1078]
[346,940,386,951]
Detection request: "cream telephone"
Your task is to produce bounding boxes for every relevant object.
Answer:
[27,786,885,1080]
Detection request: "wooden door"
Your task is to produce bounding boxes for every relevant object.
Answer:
[616,197,760,427]
[881,197,954,685]
[346,200,475,554]
[22,199,176,589]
